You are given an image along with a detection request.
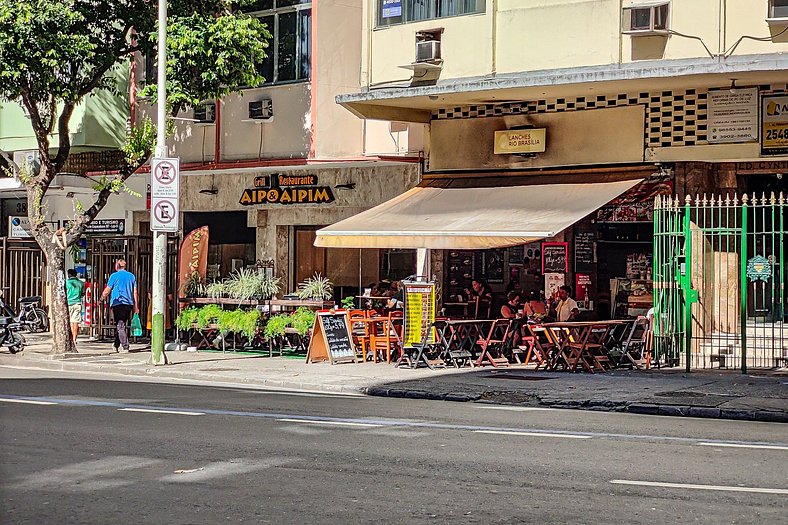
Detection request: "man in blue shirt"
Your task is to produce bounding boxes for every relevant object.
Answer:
[100,259,139,352]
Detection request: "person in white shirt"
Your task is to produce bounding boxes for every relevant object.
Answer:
[555,285,580,322]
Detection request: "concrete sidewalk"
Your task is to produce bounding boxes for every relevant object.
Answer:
[2,333,787,422]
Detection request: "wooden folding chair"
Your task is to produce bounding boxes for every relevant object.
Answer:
[401,321,445,369]
[475,319,511,367]
[522,324,552,368]
[348,310,370,362]
[619,317,651,369]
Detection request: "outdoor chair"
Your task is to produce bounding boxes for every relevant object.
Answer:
[348,310,371,362]
[619,317,652,369]
[475,319,512,367]
[399,321,446,369]
[521,324,553,368]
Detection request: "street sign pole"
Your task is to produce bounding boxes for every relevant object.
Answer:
[151,0,169,366]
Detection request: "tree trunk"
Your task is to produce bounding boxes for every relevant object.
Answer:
[45,247,77,354]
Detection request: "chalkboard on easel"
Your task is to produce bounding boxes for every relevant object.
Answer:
[542,242,569,273]
[306,311,357,364]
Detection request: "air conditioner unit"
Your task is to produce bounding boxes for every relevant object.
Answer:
[622,2,670,35]
[248,99,274,121]
[416,40,441,63]
[193,103,216,124]
[12,150,40,176]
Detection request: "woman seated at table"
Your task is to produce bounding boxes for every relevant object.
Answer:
[522,290,548,319]
[500,291,524,345]
[465,279,492,302]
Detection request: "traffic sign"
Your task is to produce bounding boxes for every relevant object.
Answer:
[150,157,180,232]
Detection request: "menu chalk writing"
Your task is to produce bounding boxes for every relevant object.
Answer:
[574,231,595,272]
[542,242,568,273]
[306,311,357,364]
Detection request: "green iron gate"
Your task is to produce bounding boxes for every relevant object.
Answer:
[653,193,787,372]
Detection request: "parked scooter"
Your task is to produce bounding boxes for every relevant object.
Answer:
[0,290,49,333]
[0,316,25,354]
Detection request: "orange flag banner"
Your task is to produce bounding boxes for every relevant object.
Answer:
[177,226,209,303]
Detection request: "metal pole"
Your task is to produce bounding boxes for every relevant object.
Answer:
[151,0,168,366]
[740,195,748,374]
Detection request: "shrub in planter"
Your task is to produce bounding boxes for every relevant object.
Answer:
[290,307,316,337]
[175,307,200,332]
[296,273,333,301]
[227,268,282,301]
[263,313,291,340]
[204,281,228,300]
[180,271,204,297]
[197,304,223,329]
[218,308,261,340]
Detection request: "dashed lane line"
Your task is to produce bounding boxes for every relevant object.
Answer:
[118,408,205,416]
[610,479,788,495]
[698,442,788,451]
[276,418,382,428]
[0,397,57,405]
[475,430,592,439]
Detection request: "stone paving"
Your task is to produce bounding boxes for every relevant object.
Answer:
[1,333,786,422]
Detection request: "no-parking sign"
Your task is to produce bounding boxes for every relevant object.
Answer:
[150,157,180,232]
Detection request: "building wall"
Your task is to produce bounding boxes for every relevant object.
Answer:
[366,0,788,86]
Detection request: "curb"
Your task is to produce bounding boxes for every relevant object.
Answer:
[3,357,786,423]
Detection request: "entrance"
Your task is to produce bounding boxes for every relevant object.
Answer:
[88,236,178,340]
[653,193,787,371]
[0,238,46,309]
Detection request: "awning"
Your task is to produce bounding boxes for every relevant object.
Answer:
[315,178,642,249]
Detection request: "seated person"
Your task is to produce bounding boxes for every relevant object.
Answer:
[500,291,524,345]
[523,290,548,319]
[386,281,404,309]
[465,279,492,302]
[549,285,581,322]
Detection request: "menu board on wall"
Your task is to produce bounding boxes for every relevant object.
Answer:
[542,242,568,273]
[574,231,596,273]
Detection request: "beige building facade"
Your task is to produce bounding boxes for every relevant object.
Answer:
[335,0,788,316]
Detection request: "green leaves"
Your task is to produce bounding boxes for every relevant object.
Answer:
[141,13,271,108]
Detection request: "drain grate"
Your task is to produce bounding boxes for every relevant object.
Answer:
[655,391,707,398]
[483,374,555,381]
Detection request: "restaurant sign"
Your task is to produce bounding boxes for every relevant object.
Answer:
[239,173,335,206]
[762,95,788,156]
[494,128,546,155]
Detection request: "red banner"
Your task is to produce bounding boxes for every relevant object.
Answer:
[177,226,209,304]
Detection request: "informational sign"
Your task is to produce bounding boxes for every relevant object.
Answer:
[84,284,92,326]
[306,311,357,364]
[8,216,32,238]
[240,172,335,206]
[574,230,596,272]
[150,157,180,232]
[544,273,564,301]
[762,94,788,155]
[542,242,568,273]
[403,281,436,347]
[84,219,125,235]
[494,128,547,154]
[575,273,593,310]
[707,88,758,143]
[382,0,402,17]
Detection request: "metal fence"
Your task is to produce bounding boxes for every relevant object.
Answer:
[0,238,46,310]
[653,193,787,371]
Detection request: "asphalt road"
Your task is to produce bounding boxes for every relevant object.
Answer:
[0,368,786,525]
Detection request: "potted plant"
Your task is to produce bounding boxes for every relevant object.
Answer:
[175,307,200,332]
[180,271,204,298]
[296,273,333,301]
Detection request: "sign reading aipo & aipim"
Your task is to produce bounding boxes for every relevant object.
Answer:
[239,173,335,205]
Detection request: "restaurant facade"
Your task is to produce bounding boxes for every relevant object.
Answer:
[319,0,788,367]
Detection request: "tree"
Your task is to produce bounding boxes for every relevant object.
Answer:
[0,0,270,354]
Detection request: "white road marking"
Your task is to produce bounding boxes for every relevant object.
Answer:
[160,458,289,483]
[474,430,591,439]
[698,442,788,451]
[477,405,556,412]
[0,397,56,405]
[610,479,788,495]
[16,456,162,491]
[118,408,204,416]
[276,418,382,428]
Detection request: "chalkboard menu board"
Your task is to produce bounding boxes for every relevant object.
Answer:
[542,242,568,273]
[306,311,357,364]
[574,230,596,272]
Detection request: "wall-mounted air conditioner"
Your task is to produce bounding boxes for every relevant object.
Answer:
[416,40,441,63]
[248,99,274,121]
[622,1,670,35]
[193,102,216,124]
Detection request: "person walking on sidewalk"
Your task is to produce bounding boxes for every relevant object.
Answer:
[100,259,139,352]
[66,269,85,345]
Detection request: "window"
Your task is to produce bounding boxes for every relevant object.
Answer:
[377,0,484,28]
[622,2,670,34]
[771,0,788,18]
[244,1,311,85]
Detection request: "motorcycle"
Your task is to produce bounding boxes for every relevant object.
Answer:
[0,290,49,333]
[0,316,25,354]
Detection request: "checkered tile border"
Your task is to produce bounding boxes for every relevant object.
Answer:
[432,84,788,148]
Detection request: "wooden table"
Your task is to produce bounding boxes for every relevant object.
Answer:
[541,320,626,373]
[435,319,495,367]
[442,302,474,319]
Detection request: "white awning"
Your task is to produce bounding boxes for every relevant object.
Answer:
[315,179,642,249]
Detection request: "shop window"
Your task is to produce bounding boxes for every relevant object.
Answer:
[244,1,311,85]
[377,0,484,28]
